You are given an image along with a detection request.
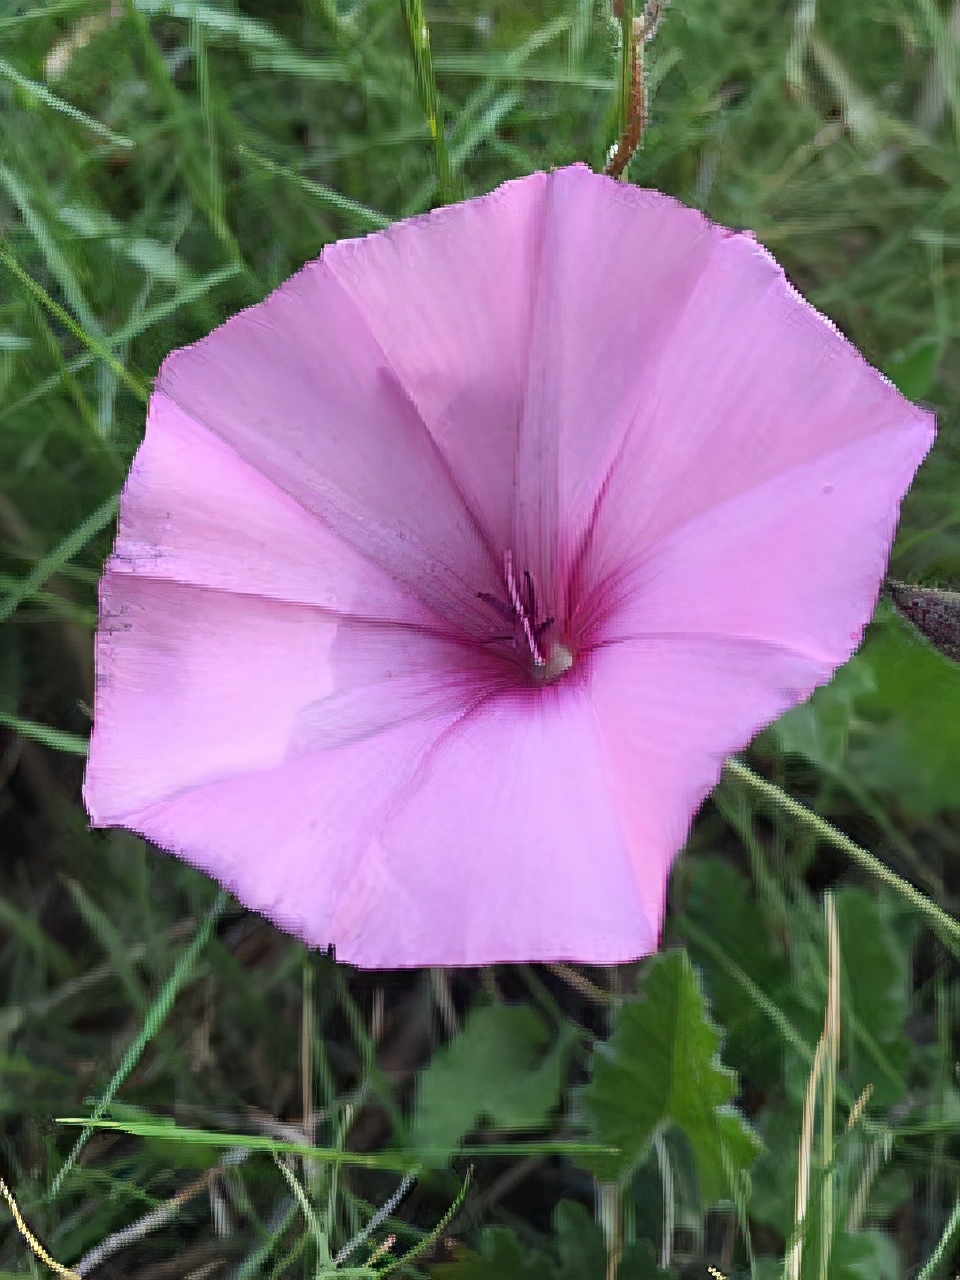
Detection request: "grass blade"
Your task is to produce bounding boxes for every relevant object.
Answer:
[399,0,459,203]
[0,55,133,149]
[0,494,118,624]
[48,890,231,1199]
[0,712,89,756]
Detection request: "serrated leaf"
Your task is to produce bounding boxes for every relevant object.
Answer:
[408,1003,570,1165]
[580,950,758,1199]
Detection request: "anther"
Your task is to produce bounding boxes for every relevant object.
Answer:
[504,550,546,667]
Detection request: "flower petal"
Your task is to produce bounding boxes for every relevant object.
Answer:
[91,641,662,965]
[513,167,933,619]
[586,272,933,600]
[113,390,445,627]
[587,632,831,897]
[516,166,719,603]
[324,172,548,551]
[85,572,490,824]
[157,259,503,631]
[595,424,932,664]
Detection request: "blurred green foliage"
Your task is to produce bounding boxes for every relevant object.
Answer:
[1,0,959,1278]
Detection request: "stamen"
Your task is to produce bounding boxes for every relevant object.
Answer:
[477,552,570,683]
[504,550,545,667]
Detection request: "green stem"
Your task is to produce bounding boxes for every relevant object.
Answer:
[724,758,960,958]
[399,0,458,204]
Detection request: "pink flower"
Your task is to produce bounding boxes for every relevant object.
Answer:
[84,166,934,968]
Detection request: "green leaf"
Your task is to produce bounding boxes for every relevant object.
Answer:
[883,340,939,401]
[850,613,960,816]
[774,609,960,816]
[554,1201,607,1280]
[580,950,758,1199]
[771,656,874,774]
[408,1003,571,1164]
[677,858,796,1086]
[830,1229,901,1280]
[427,1227,553,1278]
[835,887,912,1103]
[555,1201,674,1280]
[424,1203,673,1280]
[747,1105,804,1236]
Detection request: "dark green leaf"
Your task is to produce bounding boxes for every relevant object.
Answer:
[850,614,960,816]
[677,858,796,1086]
[408,1003,571,1164]
[580,950,758,1198]
[883,341,939,400]
[835,887,912,1104]
[427,1227,553,1279]
[555,1201,674,1280]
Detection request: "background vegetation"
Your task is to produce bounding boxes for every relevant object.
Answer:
[1,1,959,1277]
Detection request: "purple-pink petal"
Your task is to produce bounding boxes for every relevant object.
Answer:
[85,165,935,968]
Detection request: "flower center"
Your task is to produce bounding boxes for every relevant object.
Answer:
[477,551,573,685]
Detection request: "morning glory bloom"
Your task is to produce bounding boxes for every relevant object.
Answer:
[85,166,934,967]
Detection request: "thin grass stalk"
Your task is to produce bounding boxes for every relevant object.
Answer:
[786,1031,826,1280]
[399,0,457,203]
[0,244,150,403]
[819,894,840,1280]
[0,711,89,755]
[605,0,643,180]
[845,1133,890,1235]
[654,1131,675,1271]
[274,1156,333,1270]
[785,894,839,1280]
[377,1166,472,1277]
[0,1178,79,1279]
[48,890,229,1199]
[74,1150,249,1275]
[916,1196,960,1280]
[0,494,118,624]
[598,1180,622,1280]
[724,759,960,958]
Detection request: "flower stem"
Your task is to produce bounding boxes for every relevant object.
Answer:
[723,757,960,957]
[605,1,666,179]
